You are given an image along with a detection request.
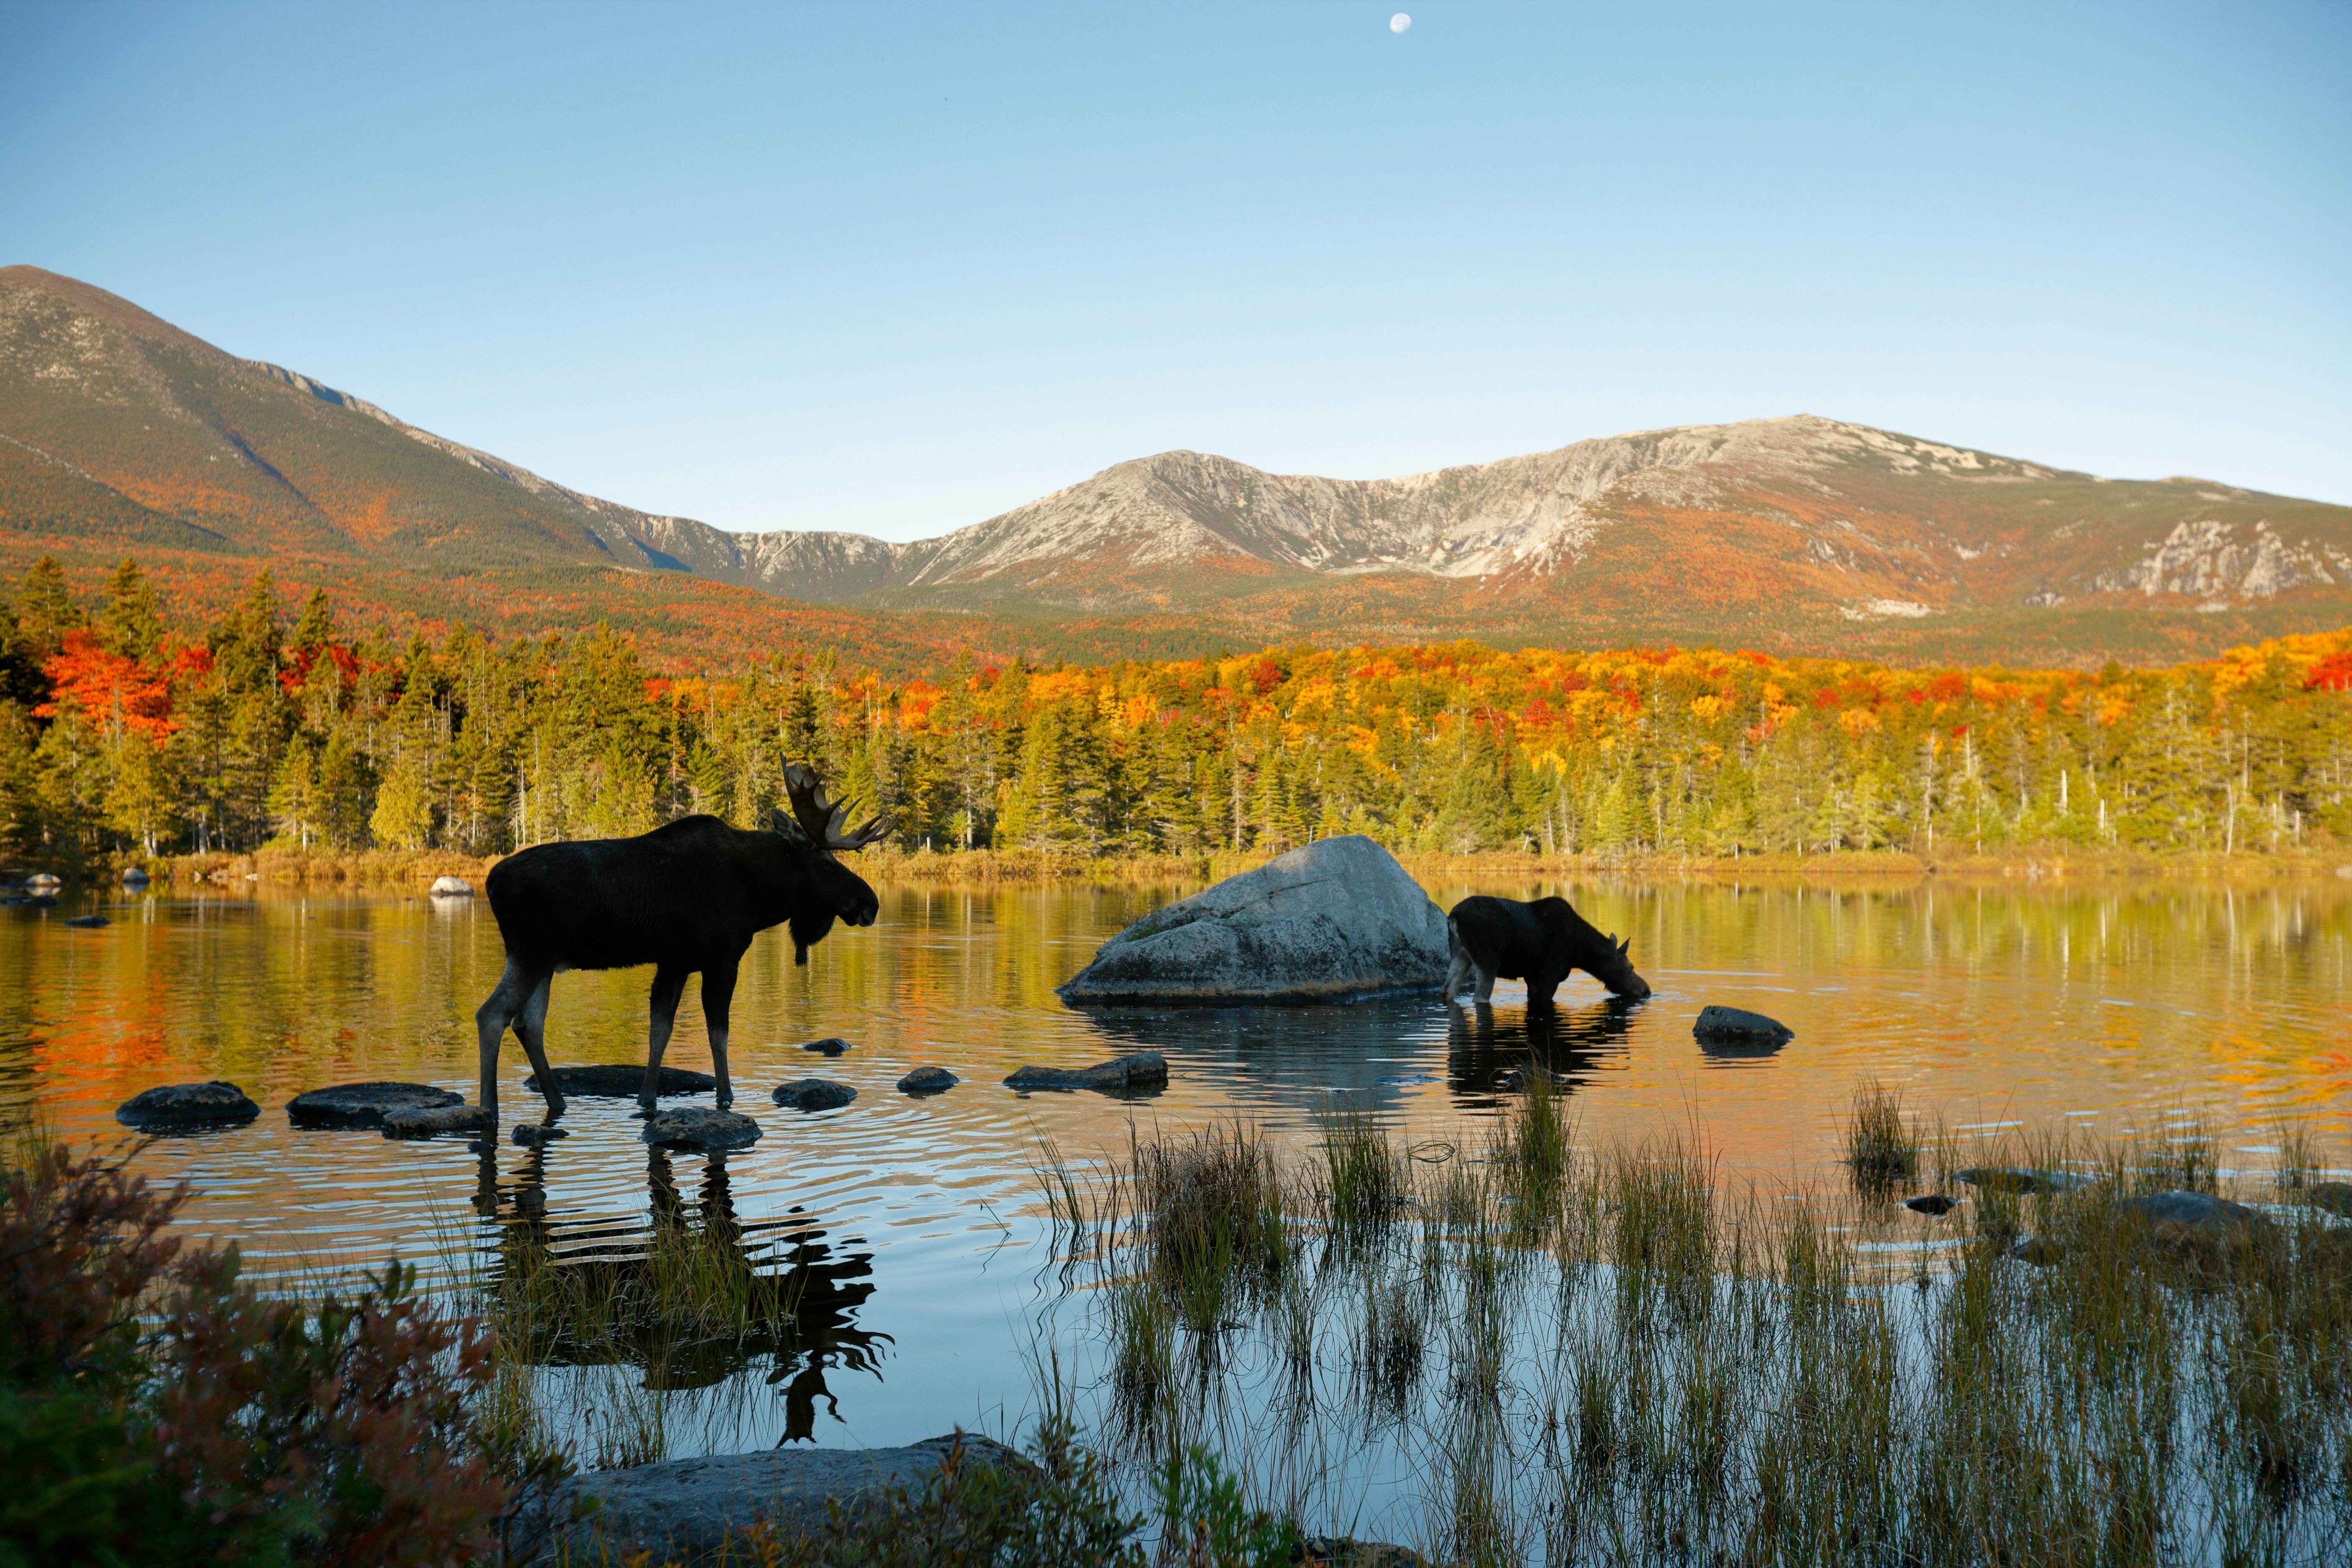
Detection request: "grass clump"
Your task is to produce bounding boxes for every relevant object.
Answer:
[1842,1078,1922,1195]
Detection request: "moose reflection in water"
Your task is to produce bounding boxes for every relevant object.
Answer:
[474,1140,889,1443]
[1444,993,1641,1097]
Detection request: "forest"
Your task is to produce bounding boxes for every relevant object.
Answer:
[3,554,2349,870]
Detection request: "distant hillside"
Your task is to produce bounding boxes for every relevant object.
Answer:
[5,265,2349,668]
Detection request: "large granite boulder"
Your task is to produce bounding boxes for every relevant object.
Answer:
[1057,836,1447,1004]
[508,1433,1029,1563]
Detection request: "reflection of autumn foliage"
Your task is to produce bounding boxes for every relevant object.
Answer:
[35,630,178,739]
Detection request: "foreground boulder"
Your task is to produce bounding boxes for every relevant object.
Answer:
[772,1078,856,1111]
[1692,1005,1792,1042]
[1005,1052,1167,1093]
[643,1107,761,1151]
[508,1433,1027,1563]
[524,1064,716,1098]
[1057,835,1447,1004]
[288,1082,461,1130]
[116,1081,260,1132]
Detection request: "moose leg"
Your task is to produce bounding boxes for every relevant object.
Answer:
[641,964,690,1110]
[1472,963,1497,1006]
[514,973,562,1117]
[1443,949,1472,1001]
[699,957,740,1110]
[474,959,550,1118]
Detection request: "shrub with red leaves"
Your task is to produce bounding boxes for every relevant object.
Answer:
[0,1141,521,1567]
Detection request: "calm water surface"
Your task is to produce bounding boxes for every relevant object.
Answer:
[4,873,2348,1458]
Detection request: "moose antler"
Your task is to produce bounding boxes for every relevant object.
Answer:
[782,763,890,852]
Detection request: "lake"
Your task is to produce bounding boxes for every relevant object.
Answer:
[5,871,2348,1465]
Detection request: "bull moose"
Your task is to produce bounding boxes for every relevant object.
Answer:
[475,763,889,1121]
[1443,895,1652,1006]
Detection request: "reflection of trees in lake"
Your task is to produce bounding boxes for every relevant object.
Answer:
[476,1142,889,1442]
[1445,995,1640,1096]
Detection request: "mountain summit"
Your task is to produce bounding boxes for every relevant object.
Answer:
[4,265,2347,665]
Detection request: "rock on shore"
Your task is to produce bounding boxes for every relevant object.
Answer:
[507,1433,1029,1563]
[1057,835,1447,1004]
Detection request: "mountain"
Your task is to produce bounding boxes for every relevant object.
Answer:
[5,263,2349,669]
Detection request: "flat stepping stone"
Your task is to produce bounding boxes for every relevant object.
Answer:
[289,1081,462,1130]
[511,1122,569,1146]
[1003,1051,1168,1093]
[64,915,110,928]
[772,1078,856,1111]
[116,1080,259,1132]
[797,1037,851,1057]
[642,1107,761,1151]
[897,1066,958,1096]
[523,1064,717,1098]
[382,1104,495,1139]
[1692,1005,1792,1042]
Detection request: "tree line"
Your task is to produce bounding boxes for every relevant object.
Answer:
[3,554,2349,868]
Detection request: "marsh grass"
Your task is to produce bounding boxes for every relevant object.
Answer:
[1046,1111,2352,1566]
[1842,1078,1922,1195]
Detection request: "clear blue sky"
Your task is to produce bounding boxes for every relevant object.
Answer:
[4,2,2347,538]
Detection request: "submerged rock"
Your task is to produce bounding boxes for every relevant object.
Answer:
[772,1078,856,1112]
[382,1104,495,1139]
[63,914,110,928]
[1692,1005,1792,1042]
[2306,1181,2352,1219]
[1904,1194,1958,1217]
[116,1081,260,1132]
[288,1082,462,1130]
[2117,1189,2268,1255]
[511,1122,569,1146]
[427,874,474,897]
[1056,835,1448,1004]
[1004,1052,1167,1093]
[897,1066,958,1095]
[506,1432,1029,1563]
[1955,1166,2094,1196]
[797,1037,851,1057]
[643,1107,761,1151]
[523,1063,717,1098]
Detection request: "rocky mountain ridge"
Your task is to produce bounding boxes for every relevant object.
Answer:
[4,263,2348,667]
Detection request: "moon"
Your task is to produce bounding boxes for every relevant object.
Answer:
[1390,13,1411,33]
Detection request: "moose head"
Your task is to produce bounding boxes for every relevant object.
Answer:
[771,761,891,963]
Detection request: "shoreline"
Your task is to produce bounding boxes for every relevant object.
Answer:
[41,841,2352,891]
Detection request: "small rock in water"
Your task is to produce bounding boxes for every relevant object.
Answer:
[1955,1166,2093,1196]
[288,1081,462,1130]
[773,1078,856,1111]
[524,1064,716,1098]
[427,874,474,897]
[897,1066,958,1095]
[1004,1052,1169,1093]
[64,914,110,928]
[797,1037,851,1057]
[1692,1005,1793,1042]
[2306,1181,2352,1219]
[1904,1194,1957,1216]
[511,1122,569,1146]
[382,1104,495,1139]
[120,867,150,888]
[26,873,62,890]
[642,1106,761,1151]
[116,1080,260,1132]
